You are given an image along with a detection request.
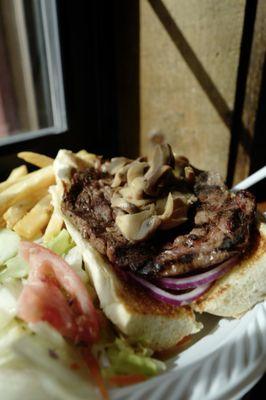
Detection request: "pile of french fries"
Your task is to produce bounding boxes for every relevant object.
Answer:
[0,150,95,242]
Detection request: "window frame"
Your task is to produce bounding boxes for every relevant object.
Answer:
[0,0,67,147]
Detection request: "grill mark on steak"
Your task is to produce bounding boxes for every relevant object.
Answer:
[62,167,256,277]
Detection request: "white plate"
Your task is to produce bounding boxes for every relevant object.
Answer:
[111,301,266,400]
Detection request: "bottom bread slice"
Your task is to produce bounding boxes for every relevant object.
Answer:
[65,217,202,351]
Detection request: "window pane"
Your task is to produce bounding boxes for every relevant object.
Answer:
[0,0,66,144]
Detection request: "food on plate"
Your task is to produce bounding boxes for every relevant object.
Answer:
[53,144,266,350]
[3,188,48,230]
[17,151,54,168]
[0,227,165,399]
[17,240,100,344]
[0,165,28,192]
[0,146,265,399]
[13,194,52,240]
[0,165,54,217]
[0,229,20,266]
[43,208,64,243]
[5,165,28,181]
[0,159,56,241]
[193,223,266,317]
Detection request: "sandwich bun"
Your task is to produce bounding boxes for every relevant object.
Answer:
[193,222,266,318]
[53,150,202,351]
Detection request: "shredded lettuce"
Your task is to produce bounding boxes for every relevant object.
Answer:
[12,323,98,400]
[64,246,88,283]
[0,321,98,399]
[0,282,23,334]
[0,310,13,331]
[0,228,28,283]
[2,279,23,300]
[0,229,20,266]
[46,230,89,283]
[0,286,17,322]
[0,321,27,366]
[0,255,29,282]
[0,229,81,283]
[103,338,166,378]
[46,229,75,256]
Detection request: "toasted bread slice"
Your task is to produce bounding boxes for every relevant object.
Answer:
[53,150,202,351]
[193,222,266,318]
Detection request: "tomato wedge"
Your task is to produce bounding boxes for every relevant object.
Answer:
[17,241,100,344]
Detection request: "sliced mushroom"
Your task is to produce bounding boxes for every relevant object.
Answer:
[148,144,175,168]
[174,155,189,178]
[107,157,132,175]
[144,164,172,196]
[155,194,169,215]
[127,161,148,184]
[119,177,150,207]
[175,155,189,167]
[111,192,138,213]
[111,163,132,188]
[160,193,175,220]
[116,206,161,242]
[143,144,177,196]
[159,192,197,230]
[108,144,198,236]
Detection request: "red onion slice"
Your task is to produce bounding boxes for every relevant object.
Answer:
[154,256,238,290]
[128,272,210,306]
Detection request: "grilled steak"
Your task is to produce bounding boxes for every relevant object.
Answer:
[62,161,256,277]
[152,172,256,276]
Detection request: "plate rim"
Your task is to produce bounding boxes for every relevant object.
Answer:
[111,300,266,400]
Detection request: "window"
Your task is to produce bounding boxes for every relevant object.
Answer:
[0,0,66,146]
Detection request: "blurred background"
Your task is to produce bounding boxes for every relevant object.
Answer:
[0,0,265,202]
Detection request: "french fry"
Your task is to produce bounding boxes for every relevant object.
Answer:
[7,165,28,181]
[43,209,64,243]
[76,150,97,166]
[0,165,28,193]
[17,151,54,168]
[13,194,52,240]
[4,198,38,229]
[3,188,48,229]
[0,165,55,217]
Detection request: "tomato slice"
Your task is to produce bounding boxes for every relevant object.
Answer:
[18,241,100,344]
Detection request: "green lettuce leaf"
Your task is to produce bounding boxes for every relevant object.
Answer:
[103,338,166,377]
[46,229,75,256]
[0,255,29,282]
[0,229,20,266]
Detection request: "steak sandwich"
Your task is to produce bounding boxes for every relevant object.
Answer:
[53,145,266,351]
